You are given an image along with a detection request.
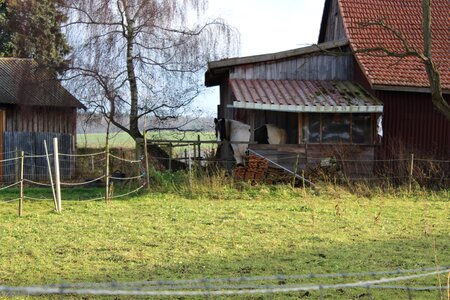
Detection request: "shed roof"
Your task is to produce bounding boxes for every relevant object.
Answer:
[229,79,383,113]
[337,0,450,90]
[0,58,85,109]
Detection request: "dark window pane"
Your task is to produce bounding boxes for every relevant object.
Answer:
[352,114,372,144]
[322,113,350,143]
[303,114,320,143]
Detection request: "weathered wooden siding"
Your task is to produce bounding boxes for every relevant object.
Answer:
[353,61,450,159]
[318,0,347,43]
[376,91,450,159]
[229,53,354,81]
[249,144,375,179]
[3,105,77,135]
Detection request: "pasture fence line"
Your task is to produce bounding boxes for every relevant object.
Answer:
[0,138,148,215]
[1,265,449,298]
[141,137,450,188]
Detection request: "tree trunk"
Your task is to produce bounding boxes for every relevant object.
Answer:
[422,0,450,121]
[125,20,142,139]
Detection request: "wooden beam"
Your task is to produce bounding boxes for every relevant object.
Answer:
[297,113,303,144]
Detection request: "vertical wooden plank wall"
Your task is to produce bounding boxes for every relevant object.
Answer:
[5,106,76,135]
[1,105,77,182]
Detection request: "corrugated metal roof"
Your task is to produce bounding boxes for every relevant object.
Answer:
[0,58,84,108]
[229,79,383,113]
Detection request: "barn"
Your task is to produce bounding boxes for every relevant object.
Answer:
[0,58,85,180]
[205,0,450,177]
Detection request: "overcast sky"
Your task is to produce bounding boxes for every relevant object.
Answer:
[197,0,326,113]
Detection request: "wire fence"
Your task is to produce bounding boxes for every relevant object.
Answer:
[0,139,147,214]
[1,137,449,212]
[141,138,450,188]
[1,265,449,298]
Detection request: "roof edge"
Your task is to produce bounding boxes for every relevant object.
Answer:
[318,0,332,43]
[373,85,450,95]
[229,102,384,113]
[207,40,349,70]
[336,0,376,89]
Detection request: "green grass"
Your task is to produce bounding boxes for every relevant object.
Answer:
[77,131,215,149]
[0,181,450,299]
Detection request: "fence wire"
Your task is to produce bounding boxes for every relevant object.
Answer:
[0,267,448,297]
[0,148,145,207]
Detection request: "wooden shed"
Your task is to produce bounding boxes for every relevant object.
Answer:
[205,0,450,178]
[0,58,85,181]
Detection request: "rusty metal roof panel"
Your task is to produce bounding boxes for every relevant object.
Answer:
[0,58,85,109]
[229,79,383,113]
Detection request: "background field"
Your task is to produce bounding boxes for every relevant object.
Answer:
[1,182,449,299]
[77,131,215,149]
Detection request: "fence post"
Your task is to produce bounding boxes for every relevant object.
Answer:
[409,153,414,192]
[305,143,309,169]
[19,151,24,217]
[168,143,173,171]
[188,149,192,175]
[197,134,201,168]
[53,138,62,213]
[192,142,197,168]
[14,146,18,183]
[302,169,307,198]
[143,129,151,191]
[105,143,110,203]
[44,140,57,211]
[292,154,300,188]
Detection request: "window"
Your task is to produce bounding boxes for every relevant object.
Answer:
[352,114,372,144]
[303,113,374,144]
[322,113,350,143]
[303,114,321,143]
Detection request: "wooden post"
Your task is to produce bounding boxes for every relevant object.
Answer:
[121,148,124,171]
[188,150,192,189]
[143,127,151,191]
[105,143,110,203]
[188,148,192,175]
[409,153,414,192]
[197,134,201,168]
[184,149,188,165]
[302,169,307,198]
[19,151,24,217]
[168,143,173,171]
[193,142,197,167]
[249,112,255,142]
[305,143,309,169]
[292,154,300,188]
[53,138,62,213]
[44,140,57,211]
[14,147,18,183]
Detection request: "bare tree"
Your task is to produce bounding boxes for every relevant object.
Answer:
[63,0,238,141]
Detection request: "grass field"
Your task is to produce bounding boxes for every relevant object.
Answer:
[77,131,215,149]
[1,179,449,299]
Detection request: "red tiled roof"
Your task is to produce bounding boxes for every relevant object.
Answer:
[339,0,450,90]
[230,79,383,113]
